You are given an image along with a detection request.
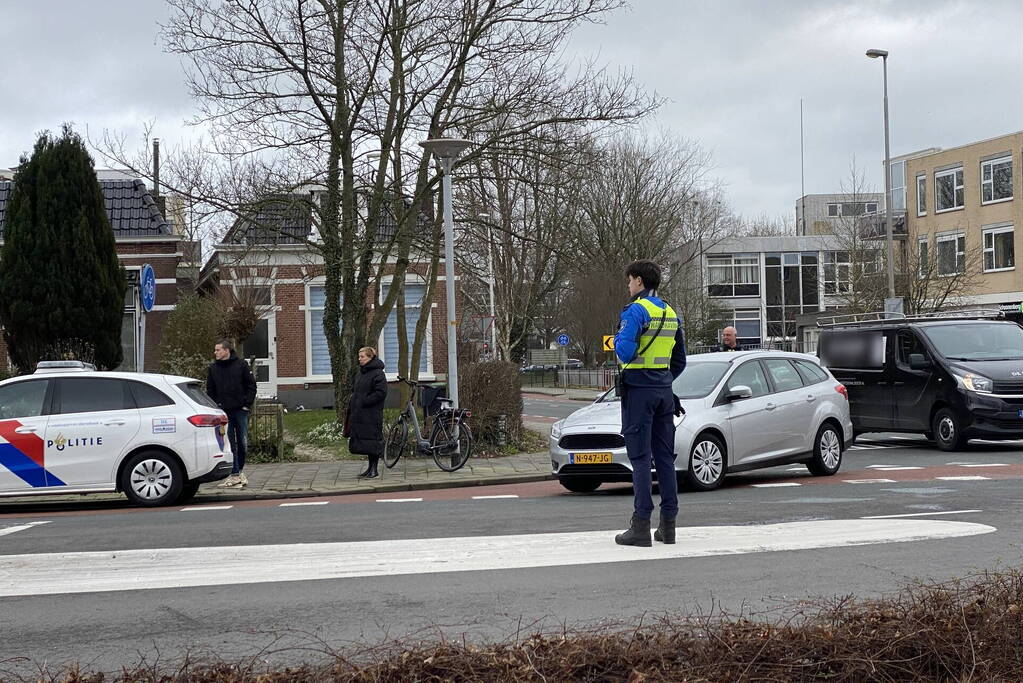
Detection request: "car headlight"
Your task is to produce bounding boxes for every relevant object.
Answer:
[956,372,993,393]
[550,420,564,439]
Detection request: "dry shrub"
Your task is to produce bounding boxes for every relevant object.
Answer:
[458,361,524,447]
[13,567,1023,682]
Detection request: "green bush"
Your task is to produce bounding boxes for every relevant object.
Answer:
[459,361,524,447]
[159,294,224,382]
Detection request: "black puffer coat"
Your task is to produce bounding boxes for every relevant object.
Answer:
[348,357,387,456]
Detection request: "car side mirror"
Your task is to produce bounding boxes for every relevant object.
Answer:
[725,385,753,401]
[909,353,931,371]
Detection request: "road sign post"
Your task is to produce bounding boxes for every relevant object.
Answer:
[602,335,615,352]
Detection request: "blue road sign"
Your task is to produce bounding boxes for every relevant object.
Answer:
[140,264,156,313]
[557,334,570,346]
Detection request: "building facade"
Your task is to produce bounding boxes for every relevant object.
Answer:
[795,192,882,236]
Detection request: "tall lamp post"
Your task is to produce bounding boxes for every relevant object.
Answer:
[478,211,498,360]
[866,48,897,303]
[419,137,472,408]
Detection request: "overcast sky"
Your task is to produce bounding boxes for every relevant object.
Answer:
[3,1,1022,223]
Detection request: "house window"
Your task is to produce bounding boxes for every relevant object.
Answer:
[918,236,929,277]
[936,232,966,276]
[865,202,878,214]
[707,253,759,297]
[917,174,927,216]
[823,251,851,294]
[889,160,906,211]
[827,203,840,217]
[826,202,876,217]
[381,284,429,374]
[935,167,964,212]
[981,156,1013,204]
[308,285,340,376]
[983,225,1015,272]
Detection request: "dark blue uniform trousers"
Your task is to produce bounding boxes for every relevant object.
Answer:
[621,383,678,520]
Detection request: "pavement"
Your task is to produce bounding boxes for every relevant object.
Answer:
[0,450,555,508]
[521,386,604,401]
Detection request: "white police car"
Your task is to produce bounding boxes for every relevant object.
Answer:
[0,361,233,506]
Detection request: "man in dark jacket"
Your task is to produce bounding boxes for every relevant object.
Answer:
[717,326,740,352]
[207,339,257,488]
[349,347,388,478]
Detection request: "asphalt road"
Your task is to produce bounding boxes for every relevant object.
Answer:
[2,435,1023,676]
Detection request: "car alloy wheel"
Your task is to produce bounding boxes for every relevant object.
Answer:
[808,423,843,476]
[820,429,841,469]
[687,435,725,491]
[130,459,174,501]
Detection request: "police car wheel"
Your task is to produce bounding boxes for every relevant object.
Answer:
[686,433,726,491]
[121,451,184,507]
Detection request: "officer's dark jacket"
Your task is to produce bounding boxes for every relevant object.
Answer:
[614,289,687,388]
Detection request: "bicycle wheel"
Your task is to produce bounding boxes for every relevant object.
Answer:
[430,415,473,472]
[383,418,409,468]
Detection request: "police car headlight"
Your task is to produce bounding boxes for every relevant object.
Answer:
[550,420,564,440]
[956,372,993,393]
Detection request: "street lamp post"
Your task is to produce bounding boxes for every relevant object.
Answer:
[479,211,498,361]
[866,48,897,302]
[419,138,472,409]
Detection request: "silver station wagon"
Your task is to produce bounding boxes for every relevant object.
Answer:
[548,350,854,493]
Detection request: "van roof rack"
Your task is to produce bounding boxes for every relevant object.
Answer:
[817,309,1005,328]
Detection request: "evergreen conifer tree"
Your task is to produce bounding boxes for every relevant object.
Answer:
[0,126,126,371]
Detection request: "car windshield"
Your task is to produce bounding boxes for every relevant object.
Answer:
[921,323,1023,361]
[597,362,730,402]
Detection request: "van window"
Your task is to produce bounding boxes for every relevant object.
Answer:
[896,330,930,366]
[921,322,1023,361]
[763,359,804,392]
[819,330,886,369]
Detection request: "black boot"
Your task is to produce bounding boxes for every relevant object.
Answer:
[615,514,651,547]
[358,456,380,479]
[654,514,676,544]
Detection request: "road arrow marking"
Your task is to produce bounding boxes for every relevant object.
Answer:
[0,519,995,597]
[0,521,50,538]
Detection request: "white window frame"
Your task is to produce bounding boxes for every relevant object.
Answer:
[916,174,927,217]
[936,231,966,276]
[827,203,841,217]
[889,160,906,211]
[865,201,878,214]
[935,167,964,213]
[981,156,1013,205]
[917,235,929,277]
[378,280,434,377]
[982,225,1015,273]
[305,281,334,379]
[706,253,760,298]
[823,251,851,294]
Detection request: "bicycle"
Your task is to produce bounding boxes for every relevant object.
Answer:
[383,377,474,471]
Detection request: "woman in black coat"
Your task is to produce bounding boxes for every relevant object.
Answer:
[349,346,388,478]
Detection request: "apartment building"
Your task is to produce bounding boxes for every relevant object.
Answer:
[901,132,1023,316]
[795,193,883,236]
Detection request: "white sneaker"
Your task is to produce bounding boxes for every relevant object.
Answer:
[217,474,240,488]
[238,473,248,487]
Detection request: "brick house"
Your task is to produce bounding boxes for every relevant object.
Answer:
[0,171,194,373]
[198,194,452,409]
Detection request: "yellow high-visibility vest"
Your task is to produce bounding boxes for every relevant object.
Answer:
[620,298,679,370]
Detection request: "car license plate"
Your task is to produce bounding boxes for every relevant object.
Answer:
[570,452,612,464]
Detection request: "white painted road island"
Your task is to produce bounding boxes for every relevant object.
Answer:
[0,518,995,597]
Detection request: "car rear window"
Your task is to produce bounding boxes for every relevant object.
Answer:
[129,381,175,408]
[763,359,804,392]
[177,382,219,409]
[793,359,829,384]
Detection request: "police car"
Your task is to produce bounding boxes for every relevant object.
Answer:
[0,361,233,506]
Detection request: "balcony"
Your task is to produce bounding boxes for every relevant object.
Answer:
[857,210,907,240]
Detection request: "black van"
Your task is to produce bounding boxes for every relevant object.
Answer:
[817,312,1023,450]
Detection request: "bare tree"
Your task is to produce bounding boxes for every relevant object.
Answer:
[97,0,656,419]
[902,226,984,314]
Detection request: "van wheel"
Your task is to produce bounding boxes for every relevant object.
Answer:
[808,422,843,476]
[686,434,726,491]
[121,451,184,507]
[932,408,966,451]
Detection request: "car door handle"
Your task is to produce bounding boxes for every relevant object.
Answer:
[806,394,816,402]
[104,419,126,426]
[14,426,37,434]
[764,402,776,411]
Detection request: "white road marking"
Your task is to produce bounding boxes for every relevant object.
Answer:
[865,464,899,468]
[750,482,802,488]
[471,495,519,500]
[180,506,233,511]
[280,501,330,507]
[958,463,1009,468]
[873,466,923,471]
[0,521,50,537]
[863,509,982,519]
[0,519,995,597]
[935,476,990,481]
[843,478,897,484]
[784,467,807,472]
[848,445,890,450]
[376,498,423,503]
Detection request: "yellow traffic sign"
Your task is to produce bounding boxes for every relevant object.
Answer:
[602,335,615,351]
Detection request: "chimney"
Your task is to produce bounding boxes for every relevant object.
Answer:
[152,138,161,197]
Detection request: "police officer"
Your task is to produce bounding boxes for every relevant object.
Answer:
[614,260,687,547]
[717,326,740,352]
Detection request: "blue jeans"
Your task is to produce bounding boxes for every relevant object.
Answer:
[621,384,678,520]
[226,409,249,474]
